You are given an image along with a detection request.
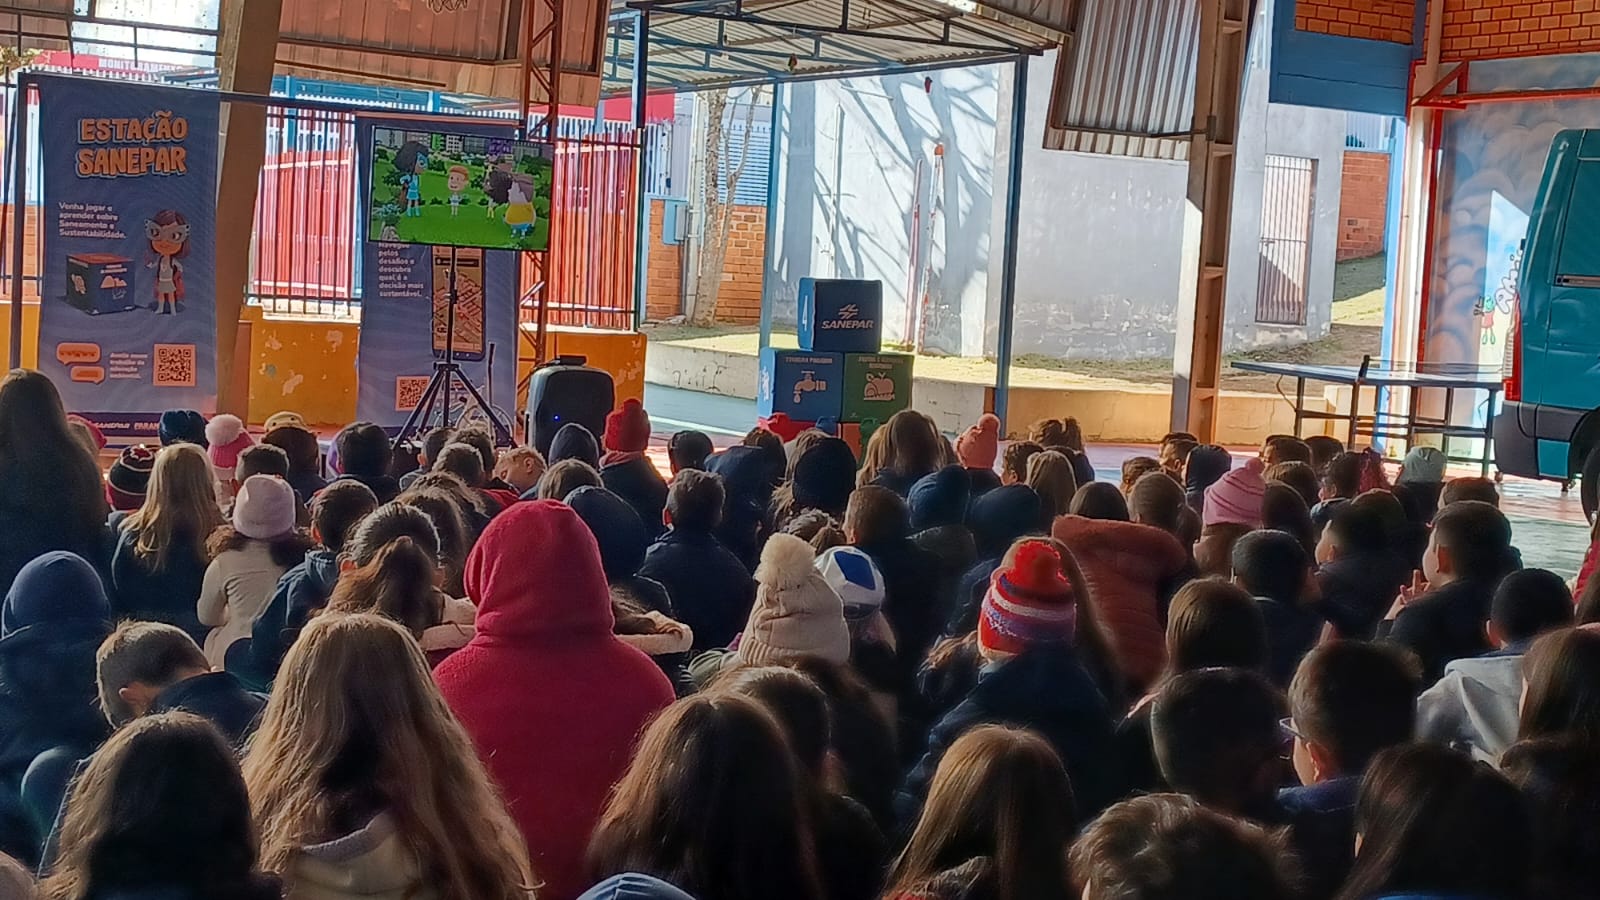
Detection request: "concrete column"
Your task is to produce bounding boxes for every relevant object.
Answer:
[213,0,283,417]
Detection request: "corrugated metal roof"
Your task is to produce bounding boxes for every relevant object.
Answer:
[605,0,1065,95]
[1043,0,1199,160]
[278,0,511,64]
[273,0,608,105]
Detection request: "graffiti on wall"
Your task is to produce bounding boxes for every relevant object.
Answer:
[1429,54,1600,370]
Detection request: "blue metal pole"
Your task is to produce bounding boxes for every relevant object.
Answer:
[1375,115,1407,450]
[283,75,299,149]
[993,56,1027,431]
[632,11,651,329]
[759,82,783,352]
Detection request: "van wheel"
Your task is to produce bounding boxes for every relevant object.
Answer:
[1584,443,1600,523]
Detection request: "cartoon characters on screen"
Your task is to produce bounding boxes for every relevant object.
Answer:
[447,165,470,218]
[485,169,538,238]
[394,141,430,218]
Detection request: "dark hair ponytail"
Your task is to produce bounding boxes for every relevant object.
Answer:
[326,536,442,637]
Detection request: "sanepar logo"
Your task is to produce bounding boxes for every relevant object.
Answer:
[822,303,876,330]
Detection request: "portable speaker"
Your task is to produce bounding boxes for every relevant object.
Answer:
[525,356,616,457]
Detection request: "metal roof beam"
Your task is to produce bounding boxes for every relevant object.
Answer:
[636,9,1027,54]
[653,31,865,66]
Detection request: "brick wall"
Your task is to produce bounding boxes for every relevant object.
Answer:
[1338,150,1390,261]
[1296,0,1416,43]
[645,199,683,322]
[1442,0,1600,60]
[641,201,767,325]
[714,206,766,324]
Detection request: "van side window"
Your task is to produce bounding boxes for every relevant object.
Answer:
[1556,161,1600,279]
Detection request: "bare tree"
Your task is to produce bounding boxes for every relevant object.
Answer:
[690,87,762,327]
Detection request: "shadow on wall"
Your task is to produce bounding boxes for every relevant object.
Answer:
[774,68,997,355]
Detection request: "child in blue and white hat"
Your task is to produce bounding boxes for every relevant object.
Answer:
[815,545,901,722]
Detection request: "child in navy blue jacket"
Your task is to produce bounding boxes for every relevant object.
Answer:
[639,469,755,652]
[0,551,112,863]
[98,621,267,749]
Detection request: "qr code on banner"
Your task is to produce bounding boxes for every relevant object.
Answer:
[395,376,430,412]
[152,344,196,388]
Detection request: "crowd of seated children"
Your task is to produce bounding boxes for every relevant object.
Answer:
[5,361,1600,900]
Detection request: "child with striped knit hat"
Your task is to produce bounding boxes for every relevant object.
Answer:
[900,538,1118,830]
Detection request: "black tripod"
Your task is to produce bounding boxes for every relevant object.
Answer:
[394,246,512,447]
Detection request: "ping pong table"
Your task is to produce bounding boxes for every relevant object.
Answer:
[1230,356,1504,476]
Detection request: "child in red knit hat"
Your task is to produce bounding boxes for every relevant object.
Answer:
[599,399,667,539]
[901,537,1117,829]
[977,539,1079,659]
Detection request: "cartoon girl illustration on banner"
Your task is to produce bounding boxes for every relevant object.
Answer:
[145,210,189,315]
[394,141,429,218]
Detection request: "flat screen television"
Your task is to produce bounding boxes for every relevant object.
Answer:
[367,128,554,252]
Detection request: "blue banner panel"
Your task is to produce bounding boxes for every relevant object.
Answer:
[354,116,519,433]
[36,75,220,438]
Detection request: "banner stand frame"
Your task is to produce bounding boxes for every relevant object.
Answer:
[391,244,512,447]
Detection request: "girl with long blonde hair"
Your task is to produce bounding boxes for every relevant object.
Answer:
[856,410,945,495]
[243,613,534,900]
[887,725,1076,900]
[1026,449,1079,526]
[110,442,225,641]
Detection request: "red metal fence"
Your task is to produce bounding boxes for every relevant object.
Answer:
[252,106,360,317]
[522,131,639,333]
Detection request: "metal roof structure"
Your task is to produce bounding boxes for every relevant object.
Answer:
[0,0,613,105]
[273,0,608,103]
[1044,0,1200,161]
[0,0,218,68]
[601,0,1070,95]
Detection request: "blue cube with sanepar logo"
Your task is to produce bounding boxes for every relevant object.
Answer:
[797,278,883,353]
[757,348,843,421]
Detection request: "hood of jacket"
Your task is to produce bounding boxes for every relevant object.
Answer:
[290,812,433,899]
[1,550,111,645]
[331,473,400,504]
[464,499,614,641]
[793,438,859,515]
[708,444,784,505]
[1052,515,1188,582]
[420,596,477,655]
[966,484,1042,558]
[578,874,698,900]
[1185,445,1233,495]
[615,610,695,657]
[909,466,972,532]
[300,547,342,596]
[913,525,978,572]
[548,422,602,468]
[567,486,649,581]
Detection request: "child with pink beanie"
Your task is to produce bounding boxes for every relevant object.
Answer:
[197,474,311,666]
[205,413,254,497]
[1203,457,1267,528]
[1196,457,1266,577]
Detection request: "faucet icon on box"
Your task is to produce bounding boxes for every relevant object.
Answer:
[794,371,828,404]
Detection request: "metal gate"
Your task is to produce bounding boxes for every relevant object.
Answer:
[1256,154,1315,326]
